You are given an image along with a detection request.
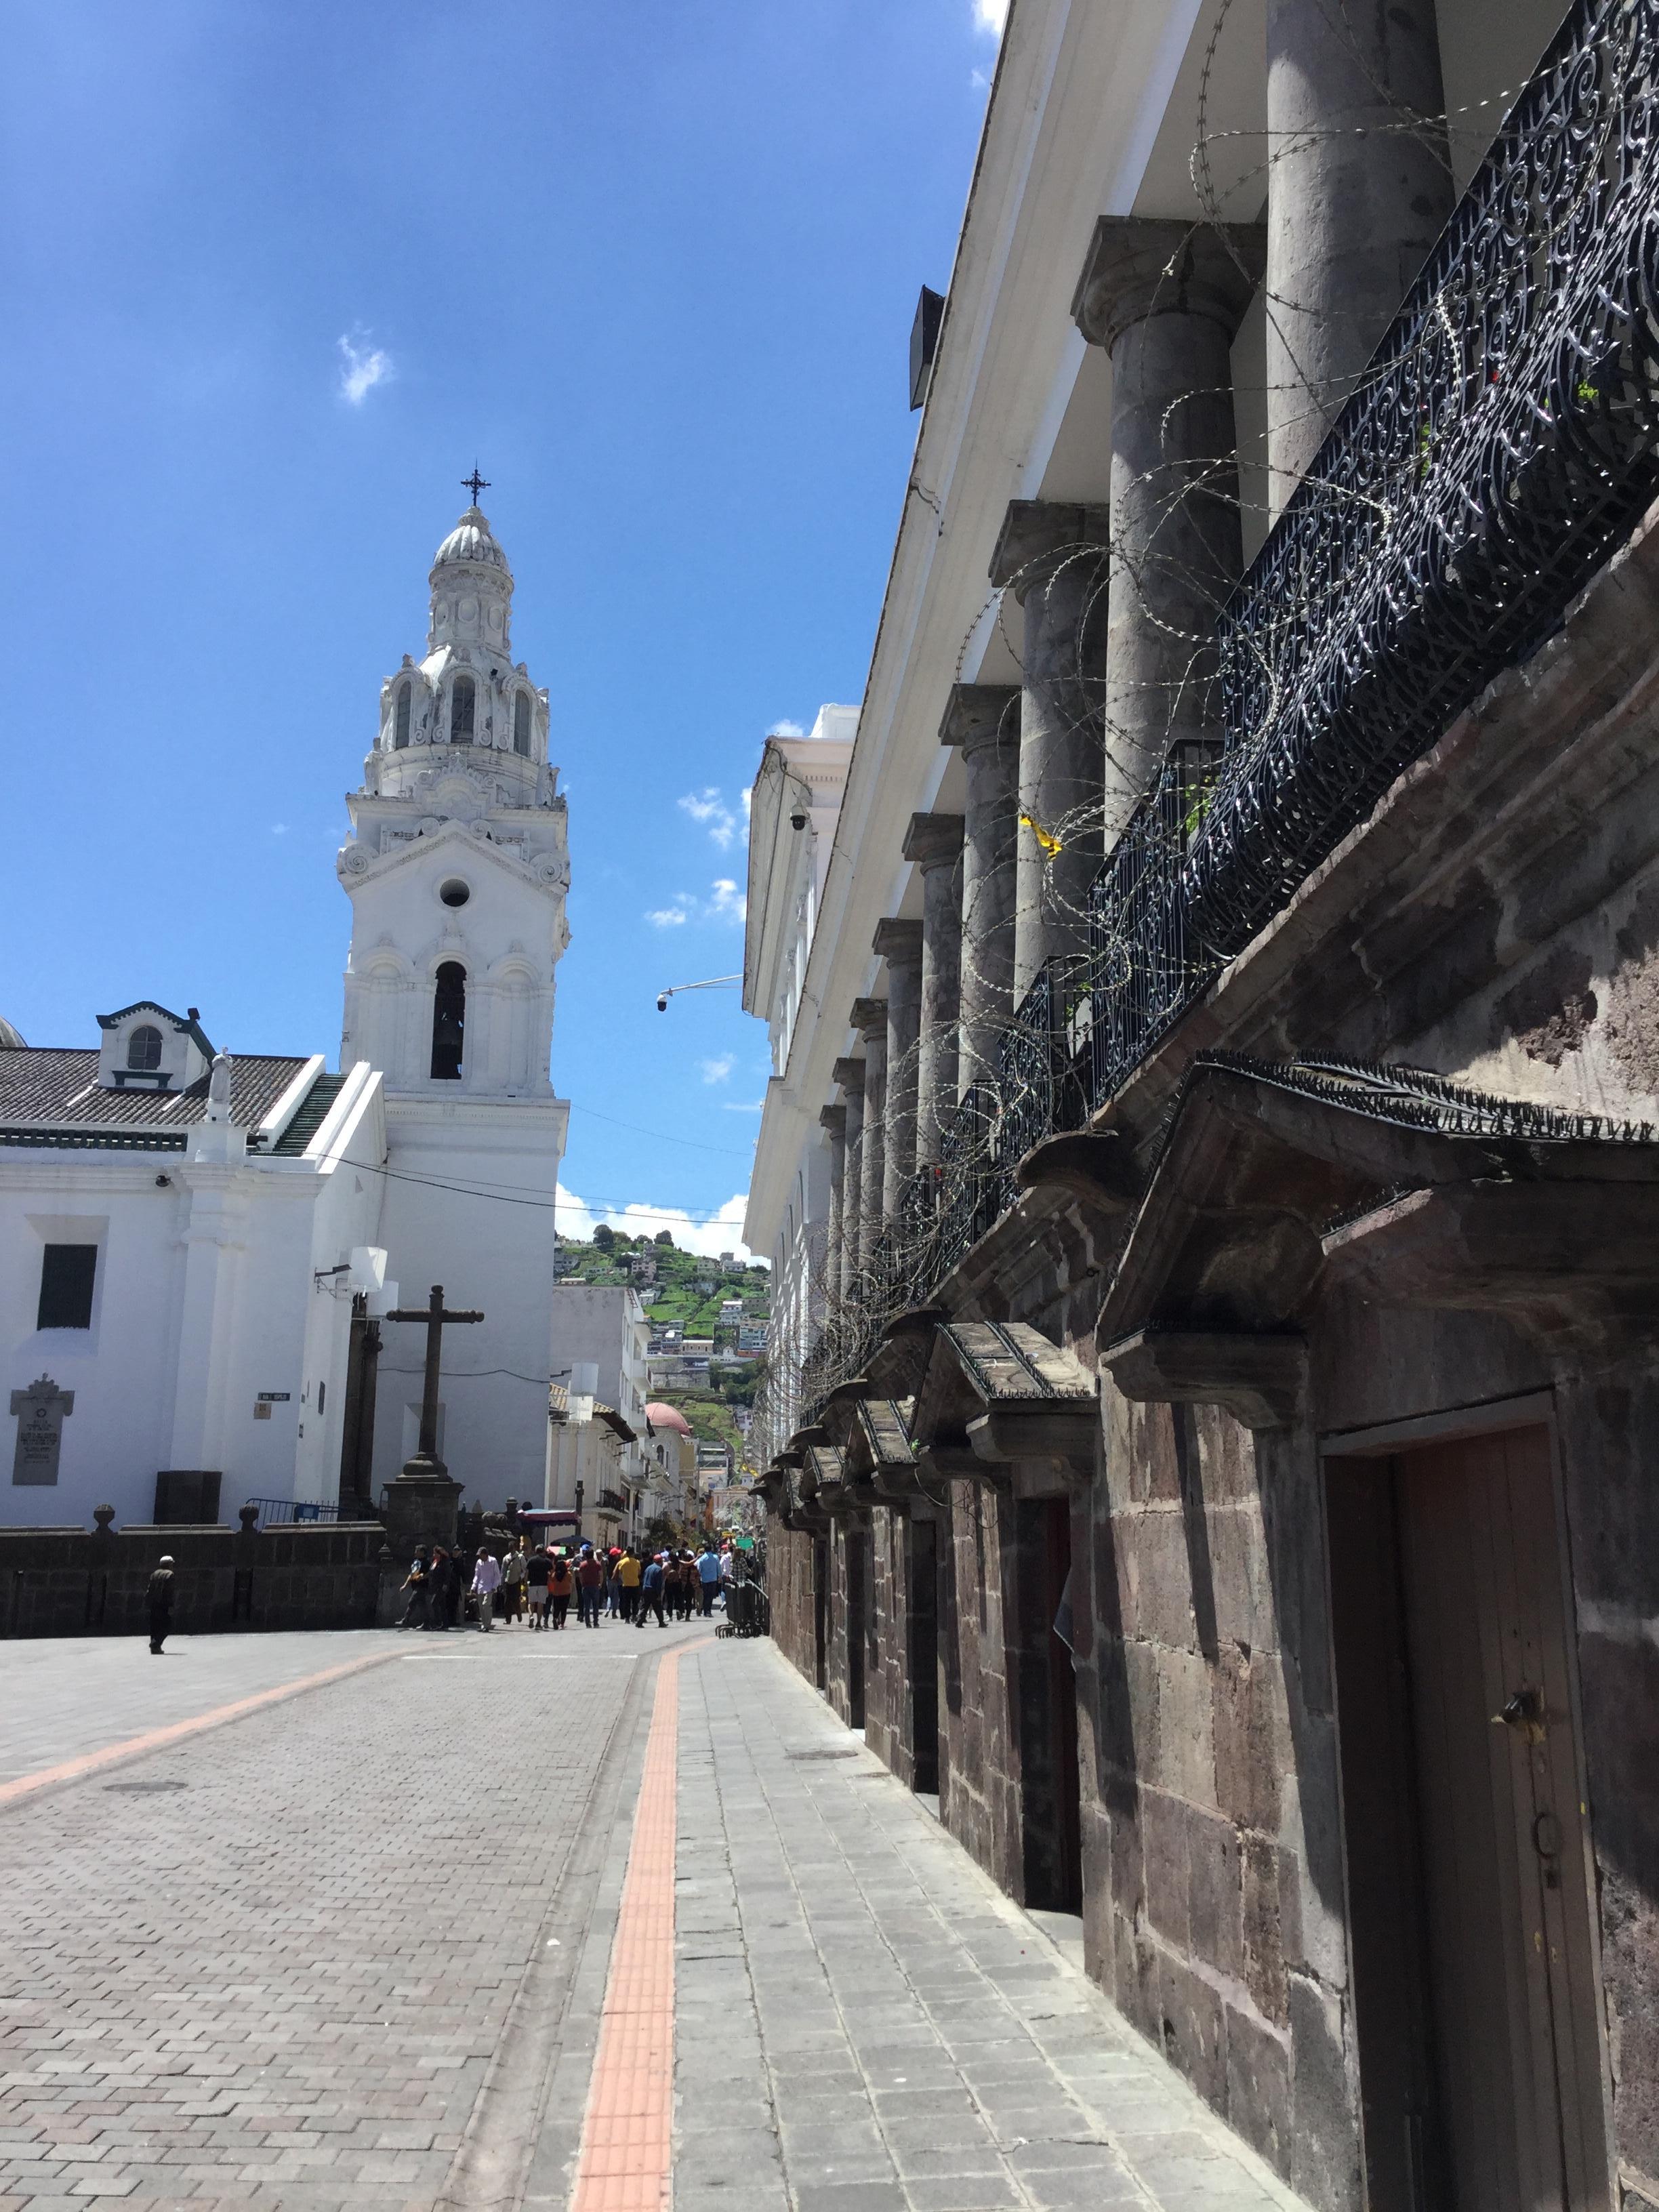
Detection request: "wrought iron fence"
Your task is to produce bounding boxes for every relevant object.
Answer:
[1193,0,1659,955]
[797,0,1659,1420]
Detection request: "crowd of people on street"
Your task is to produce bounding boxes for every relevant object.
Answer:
[394,1535,739,1633]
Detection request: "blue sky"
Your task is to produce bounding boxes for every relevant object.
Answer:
[0,0,1003,1255]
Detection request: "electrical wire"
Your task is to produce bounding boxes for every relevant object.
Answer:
[354,1155,753,1227]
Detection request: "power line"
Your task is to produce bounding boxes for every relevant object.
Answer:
[575,1105,752,1160]
[356,1155,752,1228]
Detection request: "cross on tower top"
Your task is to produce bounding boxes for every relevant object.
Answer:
[461,466,491,506]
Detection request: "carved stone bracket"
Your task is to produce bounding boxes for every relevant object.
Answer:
[1102,1328,1307,1431]
[1014,1130,1141,1215]
[913,1319,1100,1492]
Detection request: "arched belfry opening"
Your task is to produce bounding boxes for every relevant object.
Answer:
[394,682,411,749]
[430,962,466,1080]
[450,676,475,745]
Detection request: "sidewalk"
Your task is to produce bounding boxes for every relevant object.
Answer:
[669,1641,1305,2212]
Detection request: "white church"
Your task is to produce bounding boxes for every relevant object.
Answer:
[0,499,570,1528]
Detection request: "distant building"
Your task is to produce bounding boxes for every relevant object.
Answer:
[546,1284,649,1524]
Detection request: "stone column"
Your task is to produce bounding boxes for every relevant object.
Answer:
[819,1103,847,1315]
[832,1056,866,1305]
[939,684,1020,1094]
[903,812,964,1167]
[1073,220,1265,834]
[989,501,1111,999]
[873,920,924,1212]
[851,998,889,1273]
[1266,0,1450,512]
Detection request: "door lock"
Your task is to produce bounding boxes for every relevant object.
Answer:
[1492,1685,1547,1744]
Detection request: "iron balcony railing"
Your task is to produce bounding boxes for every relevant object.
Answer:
[797,0,1659,1418]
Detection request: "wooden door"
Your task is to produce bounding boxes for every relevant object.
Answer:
[845,1530,867,1729]
[907,1518,941,1795]
[1396,1425,1609,2211]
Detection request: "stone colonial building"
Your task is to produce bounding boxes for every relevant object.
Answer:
[747,1,1659,2207]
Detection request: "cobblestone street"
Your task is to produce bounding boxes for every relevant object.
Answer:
[1,1627,1307,2212]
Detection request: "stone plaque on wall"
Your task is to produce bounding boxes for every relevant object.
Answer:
[10,1375,74,1486]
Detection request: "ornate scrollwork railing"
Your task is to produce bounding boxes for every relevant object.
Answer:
[1193,0,1659,952]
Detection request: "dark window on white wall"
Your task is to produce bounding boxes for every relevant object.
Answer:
[127,1025,162,1071]
[394,682,411,749]
[38,1245,97,1330]
[514,691,531,756]
[451,676,475,743]
[431,962,466,1080]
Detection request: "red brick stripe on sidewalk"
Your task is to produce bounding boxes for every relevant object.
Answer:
[0,1647,403,1809]
[570,1637,710,2212]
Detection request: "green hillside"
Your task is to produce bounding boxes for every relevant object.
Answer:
[554,1228,769,1338]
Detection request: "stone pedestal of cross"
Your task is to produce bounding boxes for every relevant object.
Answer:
[382,1284,484,1559]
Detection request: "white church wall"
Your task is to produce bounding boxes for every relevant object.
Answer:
[0,1067,385,1531]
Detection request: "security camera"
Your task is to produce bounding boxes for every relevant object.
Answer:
[657,993,669,1013]
[790,809,808,831]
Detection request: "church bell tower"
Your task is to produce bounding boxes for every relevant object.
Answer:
[335,490,570,1502]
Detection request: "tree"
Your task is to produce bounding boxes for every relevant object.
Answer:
[594,1224,616,1251]
[654,1229,675,1247]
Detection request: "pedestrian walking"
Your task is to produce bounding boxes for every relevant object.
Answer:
[471,1547,503,1630]
[577,1547,605,1628]
[525,1544,551,1629]
[146,1555,176,1654]
[548,1549,573,1630]
[501,1542,529,1625]
[639,1552,667,1628]
[719,1544,735,1601]
[427,1546,459,1630]
[617,1547,642,1624]
[397,1547,431,1630]
[696,1542,722,1616]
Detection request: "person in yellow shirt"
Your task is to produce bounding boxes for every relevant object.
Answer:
[616,1546,643,1624]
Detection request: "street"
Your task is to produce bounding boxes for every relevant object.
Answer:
[0,1624,1306,2212]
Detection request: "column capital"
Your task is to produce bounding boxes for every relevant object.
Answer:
[1072,217,1265,354]
[832,1056,865,1097]
[903,811,964,871]
[872,918,924,968]
[989,499,1110,599]
[939,682,1020,756]
[849,997,889,1042]
[819,1103,847,1136]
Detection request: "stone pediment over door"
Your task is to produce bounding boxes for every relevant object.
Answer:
[1097,1053,1659,1409]
[912,1320,1098,1495]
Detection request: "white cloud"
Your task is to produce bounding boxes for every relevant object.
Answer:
[767,718,805,738]
[270,823,288,836]
[649,880,745,928]
[337,333,394,405]
[722,1099,765,1113]
[741,788,752,820]
[701,1054,734,1085]
[972,0,1007,32]
[556,1183,760,1262]
[678,787,739,851]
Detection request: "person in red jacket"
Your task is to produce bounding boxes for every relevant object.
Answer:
[575,1546,605,1629]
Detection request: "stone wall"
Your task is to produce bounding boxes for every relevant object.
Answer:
[0,1518,392,1638]
[763,511,1659,2212]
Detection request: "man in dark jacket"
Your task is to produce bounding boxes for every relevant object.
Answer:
[146,1555,176,1654]
[426,1546,459,1631]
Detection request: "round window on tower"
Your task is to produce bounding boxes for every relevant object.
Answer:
[438,879,471,909]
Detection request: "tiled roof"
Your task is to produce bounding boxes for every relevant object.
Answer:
[0,1049,310,1132]
[270,1073,347,1154]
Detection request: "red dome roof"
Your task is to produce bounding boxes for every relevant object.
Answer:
[646,1402,692,1435]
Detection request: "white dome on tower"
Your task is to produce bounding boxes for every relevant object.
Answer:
[432,505,510,576]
